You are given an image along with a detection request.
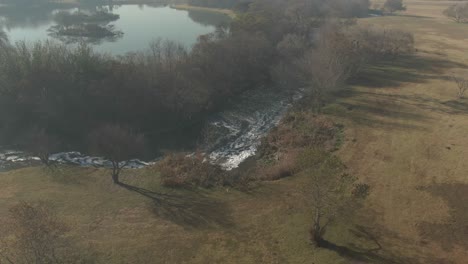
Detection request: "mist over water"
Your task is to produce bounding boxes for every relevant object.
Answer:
[0,4,230,54]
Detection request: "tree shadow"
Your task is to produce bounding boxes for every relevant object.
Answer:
[118,182,234,229]
[442,99,468,113]
[320,239,399,264]
[325,93,430,131]
[417,183,468,251]
[320,223,455,264]
[352,55,468,89]
[355,92,468,115]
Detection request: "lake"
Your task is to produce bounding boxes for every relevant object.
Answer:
[0,4,231,55]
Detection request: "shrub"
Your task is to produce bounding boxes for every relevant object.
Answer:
[258,112,342,160]
[0,201,95,264]
[383,0,405,13]
[159,153,225,188]
[350,25,414,59]
[255,151,298,181]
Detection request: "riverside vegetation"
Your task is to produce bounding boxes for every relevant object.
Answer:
[2,0,465,262]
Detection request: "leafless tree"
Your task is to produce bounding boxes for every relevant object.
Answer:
[296,22,362,112]
[348,25,414,59]
[27,128,60,167]
[452,75,468,99]
[297,148,369,247]
[443,3,468,23]
[88,124,146,184]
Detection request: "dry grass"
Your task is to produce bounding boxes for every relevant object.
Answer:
[329,1,468,262]
[0,1,468,263]
[0,165,350,263]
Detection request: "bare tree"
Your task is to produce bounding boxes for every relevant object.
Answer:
[296,22,362,112]
[27,128,60,167]
[443,3,468,23]
[383,0,406,14]
[452,75,468,99]
[88,124,146,184]
[297,148,369,247]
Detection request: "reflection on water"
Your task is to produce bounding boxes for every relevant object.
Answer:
[0,4,231,54]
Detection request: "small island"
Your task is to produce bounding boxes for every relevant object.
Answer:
[48,10,123,43]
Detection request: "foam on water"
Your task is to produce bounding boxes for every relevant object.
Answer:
[206,88,302,170]
[0,149,154,171]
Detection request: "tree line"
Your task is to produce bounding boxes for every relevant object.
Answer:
[0,0,414,169]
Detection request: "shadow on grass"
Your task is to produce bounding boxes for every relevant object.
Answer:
[325,90,468,132]
[356,92,468,115]
[442,99,468,113]
[352,55,467,88]
[324,94,430,131]
[417,183,468,251]
[321,223,455,264]
[118,182,234,229]
[320,239,399,264]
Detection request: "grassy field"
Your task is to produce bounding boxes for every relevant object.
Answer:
[1,1,468,263]
[329,1,468,263]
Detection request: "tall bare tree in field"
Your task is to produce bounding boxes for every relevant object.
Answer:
[296,22,362,113]
[297,148,369,247]
[88,124,146,184]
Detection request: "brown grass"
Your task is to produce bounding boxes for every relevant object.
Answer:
[0,1,467,263]
[329,1,468,262]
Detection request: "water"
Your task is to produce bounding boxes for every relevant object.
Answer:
[0,4,230,54]
[0,88,302,171]
[206,88,303,170]
[0,4,302,171]
[0,149,154,172]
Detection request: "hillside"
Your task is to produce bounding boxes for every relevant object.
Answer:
[0,0,467,263]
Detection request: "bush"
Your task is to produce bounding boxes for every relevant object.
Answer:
[254,112,342,182]
[0,202,95,264]
[159,153,225,188]
[350,25,414,59]
[383,0,405,13]
[258,112,342,159]
[255,151,298,181]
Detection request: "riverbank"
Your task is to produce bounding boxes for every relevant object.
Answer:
[1,0,467,263]
[171,4,237,18]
